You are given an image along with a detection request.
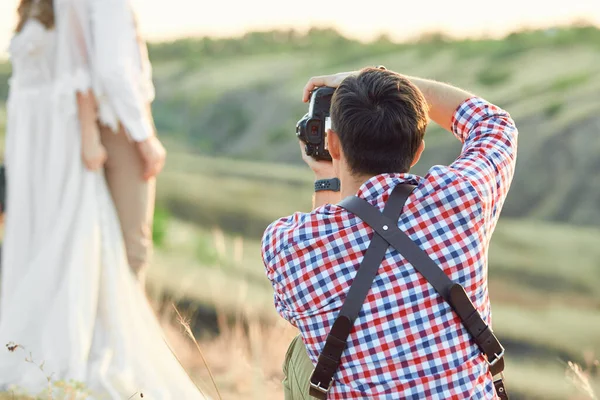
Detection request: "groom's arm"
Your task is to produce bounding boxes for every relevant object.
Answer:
[89,0,165,180]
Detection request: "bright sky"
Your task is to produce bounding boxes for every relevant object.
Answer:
[1,0,599,58]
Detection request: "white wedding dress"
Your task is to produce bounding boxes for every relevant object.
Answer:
[0,6,206,400]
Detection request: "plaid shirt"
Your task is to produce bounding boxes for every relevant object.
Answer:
[262,97,518,399]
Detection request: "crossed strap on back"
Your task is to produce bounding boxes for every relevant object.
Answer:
[308,184,508,399]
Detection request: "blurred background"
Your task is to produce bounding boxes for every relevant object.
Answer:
[1,0,599,399]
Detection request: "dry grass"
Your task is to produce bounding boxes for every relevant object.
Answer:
[0,304,297,400]
[173,306,222,400]
[173,304,600,400]
[168,227,298,400]
[1,287,597,400]
[566,352,600,400]
[0,343,93,399]
[174,311,600,400]
[190,311,296,400]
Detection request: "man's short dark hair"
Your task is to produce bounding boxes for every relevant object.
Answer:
[330,68,429,176]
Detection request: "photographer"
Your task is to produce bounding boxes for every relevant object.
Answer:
[262,67,517,399]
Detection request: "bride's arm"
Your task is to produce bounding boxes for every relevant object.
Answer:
[77,90,106,171]
[53,1,104,170]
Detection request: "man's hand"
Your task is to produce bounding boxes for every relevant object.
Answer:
[136,136,166,180]
[304,69,474,133]
[302,71,357,103]
[299,141,341,209]
[298,141,335,179]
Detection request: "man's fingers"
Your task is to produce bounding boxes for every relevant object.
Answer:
[298,140,309,161]
[141,149,165,180]
[84,160,98,171]
[303,76,327,102]
[143,162,156,181]
[153,152,166,177]
[303,72,356,102]
[143,160,163,181]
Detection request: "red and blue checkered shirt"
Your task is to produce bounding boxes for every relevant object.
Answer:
[262,97,518,399]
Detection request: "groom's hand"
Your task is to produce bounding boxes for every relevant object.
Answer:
[136,136,166,181]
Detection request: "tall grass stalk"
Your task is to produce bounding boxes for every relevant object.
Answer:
[173,306,223,400]
[567,360,598,400]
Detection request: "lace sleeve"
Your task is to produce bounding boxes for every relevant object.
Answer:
[53,0,92,96]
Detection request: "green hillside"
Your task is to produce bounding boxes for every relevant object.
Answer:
[144,25,600,228]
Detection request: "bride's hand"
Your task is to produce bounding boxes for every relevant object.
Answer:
[81,127,108,171]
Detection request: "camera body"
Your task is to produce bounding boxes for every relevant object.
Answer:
[296,86,335,161]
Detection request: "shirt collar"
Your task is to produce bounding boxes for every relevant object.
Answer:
[355,173,422,202]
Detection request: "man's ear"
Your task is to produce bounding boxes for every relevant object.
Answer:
[327,129,341,161]
[411,140,425,167]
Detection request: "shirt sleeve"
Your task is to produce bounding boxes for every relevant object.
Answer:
[88,0,155,142]
[261,212,306,325]
[53,0,93,94]
[449,97,518,220]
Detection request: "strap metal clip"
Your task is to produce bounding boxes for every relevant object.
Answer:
[487,348,505,367]
[309,370,334,395]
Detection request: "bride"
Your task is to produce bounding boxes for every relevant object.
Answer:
[0,0,207,398]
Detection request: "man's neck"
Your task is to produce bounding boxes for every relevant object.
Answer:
[340,169,373,199]
[311,168,377,211]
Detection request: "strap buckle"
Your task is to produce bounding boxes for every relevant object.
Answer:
[487,348,505,367]
[309,369,334,395]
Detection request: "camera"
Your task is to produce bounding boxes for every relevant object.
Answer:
[296,86,335,161]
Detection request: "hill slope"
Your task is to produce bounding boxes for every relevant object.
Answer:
[147,26,600,227]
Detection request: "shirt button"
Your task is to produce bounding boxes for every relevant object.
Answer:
[383,225,389,231]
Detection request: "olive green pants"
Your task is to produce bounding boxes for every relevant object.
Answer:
[283,334,318,399]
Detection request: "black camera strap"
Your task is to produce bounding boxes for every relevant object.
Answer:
[308,184,508,399]
[308,184,412,399]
